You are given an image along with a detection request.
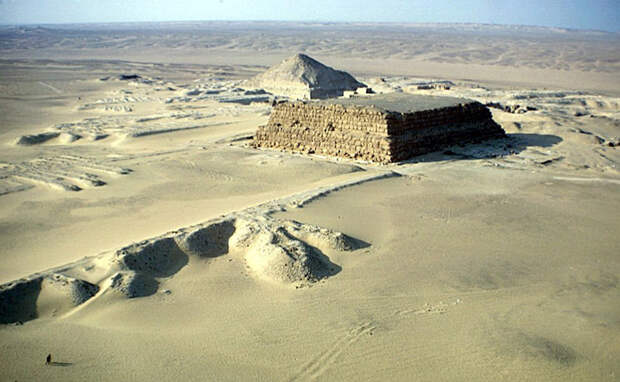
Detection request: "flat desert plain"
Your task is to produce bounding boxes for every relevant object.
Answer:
[0,22,619,381]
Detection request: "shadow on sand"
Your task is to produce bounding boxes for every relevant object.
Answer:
[48,361,73,367]
[398,133,563,164]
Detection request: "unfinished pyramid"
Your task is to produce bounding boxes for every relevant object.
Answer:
[244,53,366,100]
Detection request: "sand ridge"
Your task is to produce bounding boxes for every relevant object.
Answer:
[0,169,391,324]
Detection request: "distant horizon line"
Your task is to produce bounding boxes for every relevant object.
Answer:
[0,19,617,34]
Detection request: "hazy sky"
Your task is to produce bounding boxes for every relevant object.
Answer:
[0,0,618,32]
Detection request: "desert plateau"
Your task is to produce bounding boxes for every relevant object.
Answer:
[0,20,619,381]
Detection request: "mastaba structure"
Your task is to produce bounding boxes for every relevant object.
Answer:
[253,93,506,163]
[244,53,366,100]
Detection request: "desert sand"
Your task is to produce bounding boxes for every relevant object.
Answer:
[0,22,619,381]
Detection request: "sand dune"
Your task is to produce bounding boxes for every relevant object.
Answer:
[2,22,617,73]
[1,170,385,325]
[2,22,619,93]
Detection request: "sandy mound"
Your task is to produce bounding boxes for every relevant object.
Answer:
[14,131,60,145]
[115,238,189,278]
[108,271,159,298]
[177,219,236,257]
[0,179,372,322]
[0,274,99,324]
[244,53,366,99]
[106,237,189,298]
[230,217,359,285]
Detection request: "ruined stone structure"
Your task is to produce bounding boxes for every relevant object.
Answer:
[244,53,366,100]
[253,93,505,163]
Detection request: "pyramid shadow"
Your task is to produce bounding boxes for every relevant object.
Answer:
[398,133,563,164]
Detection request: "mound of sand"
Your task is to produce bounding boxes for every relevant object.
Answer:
[244,53,366,99]
[0,190,368,323]
[177,219,236,257]
[0,274,99,324]
[14,131,60,145]
[230,217,357,285]
[108,271,159,298]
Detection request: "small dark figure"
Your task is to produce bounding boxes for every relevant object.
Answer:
[46,354,51,365]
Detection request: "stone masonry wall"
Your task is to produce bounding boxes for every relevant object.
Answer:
[252,100,504,163]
